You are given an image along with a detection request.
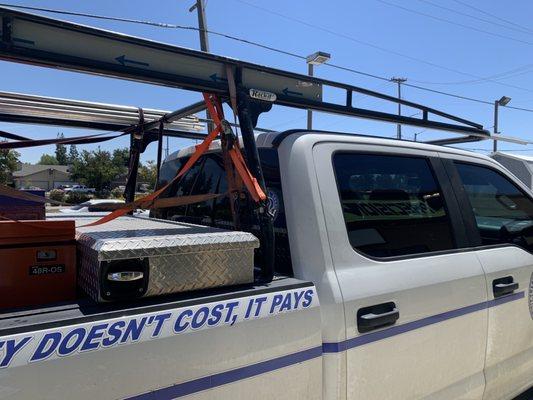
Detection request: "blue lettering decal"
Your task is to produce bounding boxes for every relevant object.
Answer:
[152,313,172,337]
[279,294,292,312]
[81,323,108,352]
[293,290,305,309]
[120,317,147,343]
[174,310,192,333]
[208,304,225,326]
[191,307,209,329]
[269,294,284,314]
[58,328,86,356]
[302,289,314,308]
[31,332,62,362]
[0,337,32,368]
[103,321,126,347]
[224,302,239,323]
[244,299,254,319]
[254,297,267,317]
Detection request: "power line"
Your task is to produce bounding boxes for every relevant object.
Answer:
[450,0,533,35]
[234,0,533,95]
[410,64,533,86]
[2,3,533,114]
[375,0,533,47]
[414,0,533,37]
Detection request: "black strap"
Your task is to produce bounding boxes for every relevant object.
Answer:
[0,130,30,141]
[155,120,164,190]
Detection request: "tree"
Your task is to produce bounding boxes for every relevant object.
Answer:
[38,154,58,165]
[138,160,158,188]
[0,146,20,185]
[70,148,128,193]
[55,133,67,165]
[67,145,79,164]
[112,148,130,169]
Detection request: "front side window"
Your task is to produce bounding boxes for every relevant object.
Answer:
[455,163,533,248]
[333,153,455,258]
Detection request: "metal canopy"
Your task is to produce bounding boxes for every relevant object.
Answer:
[0,6,490,139]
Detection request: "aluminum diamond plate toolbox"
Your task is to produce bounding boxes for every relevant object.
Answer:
[74,216,258,302]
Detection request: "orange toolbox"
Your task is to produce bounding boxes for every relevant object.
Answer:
[0,220,76,310]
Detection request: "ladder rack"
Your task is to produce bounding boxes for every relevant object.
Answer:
[0,6,494,282]
[0,6,489,142]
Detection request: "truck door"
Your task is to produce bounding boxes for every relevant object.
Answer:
[313,142,489,400]
[443,156,533,400]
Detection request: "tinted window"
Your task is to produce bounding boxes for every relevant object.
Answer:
[456,163,533,248]
[333,153,455,258]
[153,149,293,275]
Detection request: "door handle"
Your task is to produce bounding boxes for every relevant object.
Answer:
[493,276,519,298]
[357,302,399,333]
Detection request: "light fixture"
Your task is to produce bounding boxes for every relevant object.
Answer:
[306,51,331,65]
[498,96,512,106]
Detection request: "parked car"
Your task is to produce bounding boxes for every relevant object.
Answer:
[59,199,124,213]
[67,184,96,194]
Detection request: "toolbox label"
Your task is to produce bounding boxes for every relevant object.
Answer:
[29,264,65,275]
[0,286,318,369]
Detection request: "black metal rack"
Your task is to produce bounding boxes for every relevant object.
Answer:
[0,6,492,281]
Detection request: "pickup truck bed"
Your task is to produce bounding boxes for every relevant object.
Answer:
[0,277,309,335]
[0,277,322,400]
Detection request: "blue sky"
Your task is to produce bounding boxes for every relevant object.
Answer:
[1,0,533,163]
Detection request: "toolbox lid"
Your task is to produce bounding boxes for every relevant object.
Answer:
[74,216,259,261]
[0,220,75,245]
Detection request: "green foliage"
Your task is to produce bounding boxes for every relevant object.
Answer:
[70,147,129,193]
[66,191,90,204]
[138,160,157,189]
[110,186,124,199]
[67,144,79,165]
[55,133,67,165]
[112,148,130,169]
[38,154,58,165]
[48,189,65,203]
[0,147,20,185]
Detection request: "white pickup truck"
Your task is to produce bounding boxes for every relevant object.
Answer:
[2,131,533,400]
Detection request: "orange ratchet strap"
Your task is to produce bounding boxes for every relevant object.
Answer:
[85,92,266,227]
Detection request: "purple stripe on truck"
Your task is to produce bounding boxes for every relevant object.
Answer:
[322,291,525,353]
[125,291,523,399]
[126,345,323,400]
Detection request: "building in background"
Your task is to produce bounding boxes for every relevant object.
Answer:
[491,152,533,190]
[13,164,72,190]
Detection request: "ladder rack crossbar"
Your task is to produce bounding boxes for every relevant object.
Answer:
[0,6,489,138]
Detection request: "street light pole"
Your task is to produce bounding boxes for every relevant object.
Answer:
[306,51,331,130]
[492,96,511,153]
[493,100,499,153]
[307,63,314,130]
[391,77,407,140]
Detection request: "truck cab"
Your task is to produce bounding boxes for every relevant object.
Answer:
[154,130,533,400]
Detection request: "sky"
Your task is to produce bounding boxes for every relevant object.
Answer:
[1,0,533,164]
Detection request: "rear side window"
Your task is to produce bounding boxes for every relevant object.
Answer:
[333,153,455,258]
[455,163,533,247]
[153,148,293,275]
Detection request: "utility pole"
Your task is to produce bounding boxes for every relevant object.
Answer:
[189,0,213,136]
[391,77,407,139]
